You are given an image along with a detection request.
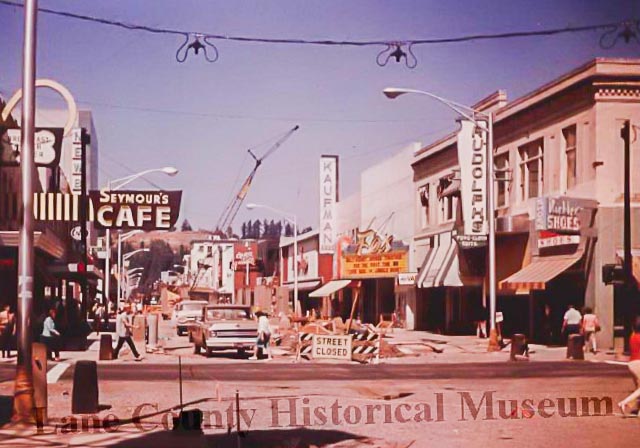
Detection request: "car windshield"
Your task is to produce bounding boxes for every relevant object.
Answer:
[182,303,205,311]
[206,308,250,320]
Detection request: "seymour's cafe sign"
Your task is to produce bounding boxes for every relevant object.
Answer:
[33,189,182,231]
[454,119,488,249]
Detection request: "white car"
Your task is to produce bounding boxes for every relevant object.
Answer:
[173,300,208,336]
[190,305,258,357]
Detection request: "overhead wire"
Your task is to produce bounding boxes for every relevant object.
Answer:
[0,0,637,68]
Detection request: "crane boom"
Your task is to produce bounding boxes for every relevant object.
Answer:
[216,125,300,232]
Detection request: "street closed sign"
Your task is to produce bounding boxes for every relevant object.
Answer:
[312,334,352,360]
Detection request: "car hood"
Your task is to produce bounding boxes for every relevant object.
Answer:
[208,321,257,331]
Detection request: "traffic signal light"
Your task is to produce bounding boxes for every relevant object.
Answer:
[602,264,625,285]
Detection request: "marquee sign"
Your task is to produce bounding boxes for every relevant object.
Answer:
[341,228,409,278]
[89,190,182,230]
[456,119,488,245]
[0,126,63,168]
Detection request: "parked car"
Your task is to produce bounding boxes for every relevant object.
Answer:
[173,300,208,336]
[190,305,258,357]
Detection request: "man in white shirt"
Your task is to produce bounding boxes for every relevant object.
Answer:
[250,311,272,361]
[562,304,582,337]
[113,306,141,360]
[41,308,61,361]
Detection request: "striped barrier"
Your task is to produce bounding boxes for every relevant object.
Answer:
[297,330,381,361]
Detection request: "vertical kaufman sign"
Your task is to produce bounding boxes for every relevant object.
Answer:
[456,119,488,243]
[319,155,338,254]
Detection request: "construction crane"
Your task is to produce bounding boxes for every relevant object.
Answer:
[216,125,300,232]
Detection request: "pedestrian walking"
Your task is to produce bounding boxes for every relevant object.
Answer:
[618,317,640,416]
[250,311,272,360]
[561,304,582,339]
[41,308,61,361]
[581,307,600,353]
[92,302,105,335]
[0,305,15,358]
[113,306,142,360]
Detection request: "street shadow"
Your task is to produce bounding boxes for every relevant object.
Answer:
[109,427,367,448]
[0,396,12,426]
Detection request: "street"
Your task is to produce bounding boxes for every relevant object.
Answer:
[59,360,629,382]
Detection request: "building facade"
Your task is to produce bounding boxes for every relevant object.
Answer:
[412,58,640,347]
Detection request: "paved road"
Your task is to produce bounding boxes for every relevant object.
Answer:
[51,361,627,382]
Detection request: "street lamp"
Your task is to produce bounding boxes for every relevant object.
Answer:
[117,229,143,309]
[103,166,178,310]
[383,87,499,351]
[246,202,299,316]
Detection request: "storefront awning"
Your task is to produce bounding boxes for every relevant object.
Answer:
[416,232,463,288]
[0,230,65,259]
[49,262,104,280]
[309,279,351,298]
[499,255,581,291]
[282,279,322,291]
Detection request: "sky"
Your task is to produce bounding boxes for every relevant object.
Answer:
[1,0,639,232]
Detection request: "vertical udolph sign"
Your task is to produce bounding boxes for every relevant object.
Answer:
[457,119,488,239]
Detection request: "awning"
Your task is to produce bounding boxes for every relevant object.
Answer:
[49,262,104,280]
[0,230,66,259]
[499,255,581,291]
[282,279,322,291]
[309,279,351,298]
[416,232,463,288]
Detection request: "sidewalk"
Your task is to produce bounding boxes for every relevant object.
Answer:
[12,326,625,368]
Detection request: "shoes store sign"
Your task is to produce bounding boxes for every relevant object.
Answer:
[534,197,584,249]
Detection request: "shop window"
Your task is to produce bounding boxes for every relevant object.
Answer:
[437,174,458,223]
[563,125,577,190]
[518,138,544,201]
[419,184,430,227]
[494,153,510,208]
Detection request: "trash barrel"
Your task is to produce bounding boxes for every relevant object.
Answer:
[566,334,585,360]
[510,333,528,360]
[72,360,99,414]
[99,334,113,361]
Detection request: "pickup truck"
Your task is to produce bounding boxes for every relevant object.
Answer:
[172,300,208,336]
[190,305,258,357]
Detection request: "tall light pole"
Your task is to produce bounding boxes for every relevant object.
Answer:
[117,230,143,308]
[120,249,148,303]
[246,203,299,316]
[13,0,38,423]
[103,167,178,311]
[383,87,499,351]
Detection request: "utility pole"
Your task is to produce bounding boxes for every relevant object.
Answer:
[13,0,38,423]
[622,120,633,353]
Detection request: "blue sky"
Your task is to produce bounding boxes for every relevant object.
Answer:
[1,0,638,231]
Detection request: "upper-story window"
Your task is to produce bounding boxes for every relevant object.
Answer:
[437,174,458,223]
[563,125,577,190]
[418,184,430,227]
[518,138,544,201]
[494,153,510,208]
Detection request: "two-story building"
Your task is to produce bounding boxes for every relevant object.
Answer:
[412,58,640,348]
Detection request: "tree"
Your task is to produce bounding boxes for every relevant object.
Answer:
[246,220,253,238]
[262,219,269,238]
[241,222,247,239]
[181,219,193,231]
[252,220,262,239]
[132,239,175,294]
[284,222,293,237]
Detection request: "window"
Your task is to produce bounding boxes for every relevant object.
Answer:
[419,184,430,227]
[494,153,510,208]
[563,125,577,190]
[518,139,544,201]
[439,195,456,222]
